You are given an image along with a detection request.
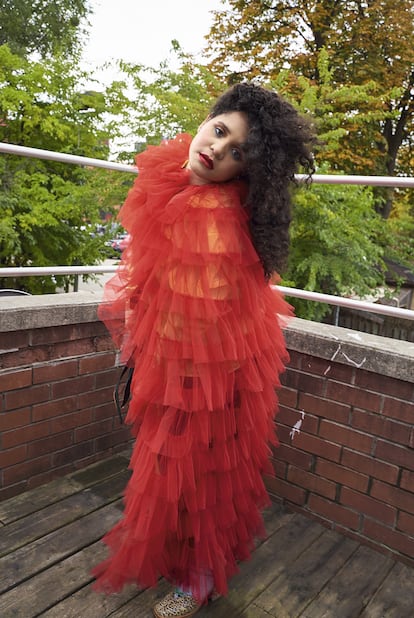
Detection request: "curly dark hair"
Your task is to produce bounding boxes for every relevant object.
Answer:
[209,82,316,279]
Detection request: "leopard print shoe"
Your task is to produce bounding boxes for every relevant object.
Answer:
[153,589,202,618]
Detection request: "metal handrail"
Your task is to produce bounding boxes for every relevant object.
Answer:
[2,142,414,187]
[1,265,413,321]
[1,142,414,323]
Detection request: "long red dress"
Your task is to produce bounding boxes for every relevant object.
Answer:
[93,134,292,600]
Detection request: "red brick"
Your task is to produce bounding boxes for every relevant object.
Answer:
[113,441,132,457]
[363,517,414,559]
[284,370,326,397]
[341,448,399,485]
[278,406,318,435]
[3,454,52,484]
[1,346,50,370]
[78,386,114,409]
[31,322,105,345]
[0,444,27,468]
[111,426,132,447]
[0,407,31,431]
[5,383,50,411]
[298,392,350,424]
[371,480,414,515]
[93,401,119,422]
[33,360,78,384]
[53,338,96,360]
[320,362,354,384]
[401,469,414,492]
[52,442,95,467]
[79,352,117,375]
[285,431,341,463]
[308,494,360,530]
[316,458,369,492]
[0,481,28,501]
[285,350,302,369]
[50,409,93,433]
[0,330,29,351]
[398,510,414,536]
[375,439,414,471]
[73,452,103,471]
[1,420,51,448]
[355,369,412,400]
[27,431,73,458]
[96,334,117,353]
[32,396,77,422]
[299,355,355,385]
[325,381,381,412]
[265,475,307,506]
[95,433,120,452]
[278,387,298,408]
[319,420,373,454]
[26,467,72,490]
[52,375,95,399]
[382,397,414,423]
[74,419,114,442]
[272,443,313,471]
[0,368,32,392]
[299,355,332,377]
[340,486,396,525]
[352,409,411,446]
[95,368,119,390]
[271,458,287,479]
[287,465,336,500]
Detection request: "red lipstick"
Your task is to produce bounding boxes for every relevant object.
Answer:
[199,153,213,169]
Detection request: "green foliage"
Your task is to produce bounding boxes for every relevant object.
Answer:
[385,194,414,266]
[0,45,131,293]
[115,43,225,148]
[0,0,90,58]
[206,0,414,217]
[284,167,385,321]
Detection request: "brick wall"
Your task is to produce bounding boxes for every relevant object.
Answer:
[0,293,131,500]
[269,319,414,568]
[0,293,413,567]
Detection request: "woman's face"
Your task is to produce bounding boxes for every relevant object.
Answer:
[187,111,248,185]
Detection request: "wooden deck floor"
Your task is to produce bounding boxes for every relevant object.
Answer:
[1,451,413,618]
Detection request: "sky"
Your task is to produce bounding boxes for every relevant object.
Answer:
[82,0,224,76]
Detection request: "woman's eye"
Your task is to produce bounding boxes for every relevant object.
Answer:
[215,126,224,137]
[232,148,242,161]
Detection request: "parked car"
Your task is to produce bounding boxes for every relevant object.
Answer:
[104,233,129,256]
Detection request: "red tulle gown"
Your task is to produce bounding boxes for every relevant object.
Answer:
[92,134,292,600]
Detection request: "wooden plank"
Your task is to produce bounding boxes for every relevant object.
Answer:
[0,477,84,525]
[261,502,295,537]
[105,580,172,618]
[244,602,281,618]
[68,452,130,488]
[196,513,326,618]
[0,539,113,617]
[41,578,144,618]
[0,500,122,593]
[360,560,414,618]
[0,471,128,557]
[0,452,129,525]
[303,544,394,618]
[254,529,359,617]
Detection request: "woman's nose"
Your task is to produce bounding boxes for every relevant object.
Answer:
[211,141,225,159]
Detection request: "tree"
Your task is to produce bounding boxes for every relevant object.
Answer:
[285,170,385,320]
[206,0,414,218]
[0,44,131,293]
[114,42,225,148]
[0,0,90,58]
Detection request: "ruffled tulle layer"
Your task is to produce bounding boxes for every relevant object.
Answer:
[93,134,292,600]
